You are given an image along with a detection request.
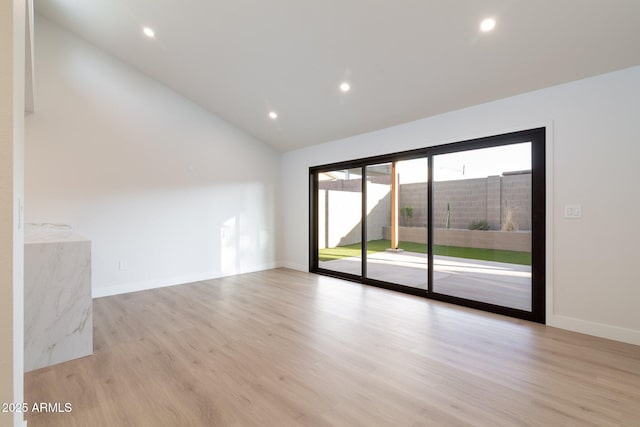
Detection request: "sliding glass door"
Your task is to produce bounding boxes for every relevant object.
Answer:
[431,143,532,311]
[316,168,363,277]
[365,159,429,289]
[310,128,545,323]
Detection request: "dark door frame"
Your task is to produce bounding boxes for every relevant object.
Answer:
[309,127,546,324]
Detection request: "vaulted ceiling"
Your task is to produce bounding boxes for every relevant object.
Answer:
[35,0,640,151]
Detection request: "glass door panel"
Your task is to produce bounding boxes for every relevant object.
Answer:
[317,168,363,276]
[432,143,532,310]
[365,159,428,289]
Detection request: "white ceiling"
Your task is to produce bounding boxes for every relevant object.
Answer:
[35,0,640,152]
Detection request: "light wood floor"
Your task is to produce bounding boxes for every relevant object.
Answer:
[26,268,640,426]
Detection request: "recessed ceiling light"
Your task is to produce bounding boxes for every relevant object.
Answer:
[480,18,496,32]
[268,111,278,119]
[340,82,351,92]
[143,27,155,38]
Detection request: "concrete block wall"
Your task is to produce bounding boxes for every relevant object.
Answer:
[486,175,502,229]
[318,172,531,249]
[397,182,428,226]
[501,173,532,230]
[381,226,531,252]
[399,172,532,231]
[432,178,488,229]
[434,228,531,252]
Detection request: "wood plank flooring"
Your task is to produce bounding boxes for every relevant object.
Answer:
[25,268,640,426]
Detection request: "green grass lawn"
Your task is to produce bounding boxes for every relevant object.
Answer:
[319,239,531,265]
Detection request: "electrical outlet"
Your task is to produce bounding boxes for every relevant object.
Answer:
[118,260,128,271]
[564,204,582,219]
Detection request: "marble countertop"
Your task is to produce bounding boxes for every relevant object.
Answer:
[24,222,93,371]
[24,223,89,244]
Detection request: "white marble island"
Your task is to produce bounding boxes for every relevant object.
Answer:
[24,224,93,372]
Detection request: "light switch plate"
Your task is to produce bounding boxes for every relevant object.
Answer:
[564,204,582,218]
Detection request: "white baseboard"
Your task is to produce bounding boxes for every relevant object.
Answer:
[92,263,279,298]
[548,314,640,346]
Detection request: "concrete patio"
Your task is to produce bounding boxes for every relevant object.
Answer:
[319,251,532,311]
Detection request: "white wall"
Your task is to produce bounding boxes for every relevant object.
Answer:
[1,1,26,426]
[0,4,15,424]
[22,12,640,348]
[25,16,281,297]
[282,66,640,346]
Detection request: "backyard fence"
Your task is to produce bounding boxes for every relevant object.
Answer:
[318,171,531,249]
